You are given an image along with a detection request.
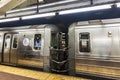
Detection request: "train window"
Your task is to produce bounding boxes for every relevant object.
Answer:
[79,32,90,52]
[5,35,11,48]
[12,34,18,48]
[34,34,41,50]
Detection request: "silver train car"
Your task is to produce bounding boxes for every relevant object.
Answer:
[68,18,120,78]
[0,18,120,78]
[0,24,59,72]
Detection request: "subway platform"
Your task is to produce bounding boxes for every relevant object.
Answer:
[0,65,89,80]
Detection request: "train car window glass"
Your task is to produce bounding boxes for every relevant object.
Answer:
[5,35,11,48]
[34,34,41,50]
[79,32,90,52]
[12,34,18,49]
[51,33,56,47]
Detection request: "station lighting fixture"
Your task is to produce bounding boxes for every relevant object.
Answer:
[21,12,56,20]
[116,2,120,7]
[59,4,112,15]
[104,23,120,27]
[38,0,78,8]
[6,6,37,14]
[6,0,78,14]
[0,17,19,23]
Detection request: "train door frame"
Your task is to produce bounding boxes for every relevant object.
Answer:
[2,32,18,65]
[0,33,4,63]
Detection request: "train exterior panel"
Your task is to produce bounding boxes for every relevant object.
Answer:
[68,18,120,77]
[0,24,59,72]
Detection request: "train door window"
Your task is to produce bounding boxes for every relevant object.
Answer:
[79,32,90,52]
[5,34,11,48]
[12,34,18,49]
[34,34,41,50]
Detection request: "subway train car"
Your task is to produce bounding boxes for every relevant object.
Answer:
[0,24,59,72]
[68,18,120,78]
[0,18,120,78]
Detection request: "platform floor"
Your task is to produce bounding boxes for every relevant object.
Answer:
[0,65,89,80]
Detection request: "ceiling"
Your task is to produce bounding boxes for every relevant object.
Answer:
[0,0,27,15]
[0,0,63,15]
[0,0,120,29]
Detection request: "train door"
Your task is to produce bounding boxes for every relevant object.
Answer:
[2,33,18,65]
[17,30,44,68]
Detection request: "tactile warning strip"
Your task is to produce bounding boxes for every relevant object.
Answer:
[0,65,88,80]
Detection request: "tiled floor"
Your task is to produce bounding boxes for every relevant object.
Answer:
[0,65,89,80]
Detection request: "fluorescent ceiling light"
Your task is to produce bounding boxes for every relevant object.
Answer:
[39,0,78,8]
[38,0,43,3]
[0,17,19,23]
[59,4,112,15]
[7,0,77,14]
[22,12,55,20]
[6,6,37,13]
[104,23,120,27]
[116,2,120,7]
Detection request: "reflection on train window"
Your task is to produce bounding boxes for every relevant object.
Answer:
[5,35,11,48]
[13,34,18,48]
[34,34,41,50]
[79,32,90,52]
